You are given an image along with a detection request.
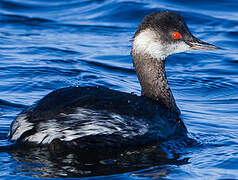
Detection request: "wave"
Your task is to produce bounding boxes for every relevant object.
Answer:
[0,99,26,108]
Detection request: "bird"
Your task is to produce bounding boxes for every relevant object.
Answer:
[8,11,219,152]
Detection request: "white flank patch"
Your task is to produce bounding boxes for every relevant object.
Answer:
[9,113,34,141]
[9,107,149,145]
[132,29,190,60]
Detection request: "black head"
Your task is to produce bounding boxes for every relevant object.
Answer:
[132,11,219,60]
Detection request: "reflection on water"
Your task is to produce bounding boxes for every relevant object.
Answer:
[9,137,191,178]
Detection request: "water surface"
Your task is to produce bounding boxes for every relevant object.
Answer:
[0,0,238,179]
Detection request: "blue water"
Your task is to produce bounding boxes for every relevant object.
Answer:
[0,0,238,179]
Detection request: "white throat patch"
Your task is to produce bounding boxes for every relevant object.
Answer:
[132,29,190,60]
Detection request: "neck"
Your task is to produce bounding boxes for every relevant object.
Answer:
[132,52,180,114]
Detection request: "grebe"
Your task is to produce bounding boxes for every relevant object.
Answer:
[8,11,219,151]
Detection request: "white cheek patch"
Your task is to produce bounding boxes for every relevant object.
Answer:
[132,29,190,60]
[133,29,165,59]
[165,41,190,56]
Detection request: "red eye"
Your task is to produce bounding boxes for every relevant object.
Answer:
[172,32,181,39]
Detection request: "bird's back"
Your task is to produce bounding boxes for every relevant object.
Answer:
[8,86,187,151]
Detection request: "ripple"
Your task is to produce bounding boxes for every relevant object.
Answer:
[22,46,80,56]
[0,99,26,108]
[0,13,53,27]
[81,60,135,74]
[0,0,238,179]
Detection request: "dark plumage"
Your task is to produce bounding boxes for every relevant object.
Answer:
[134,11,194,44]
[8,86,186,151]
